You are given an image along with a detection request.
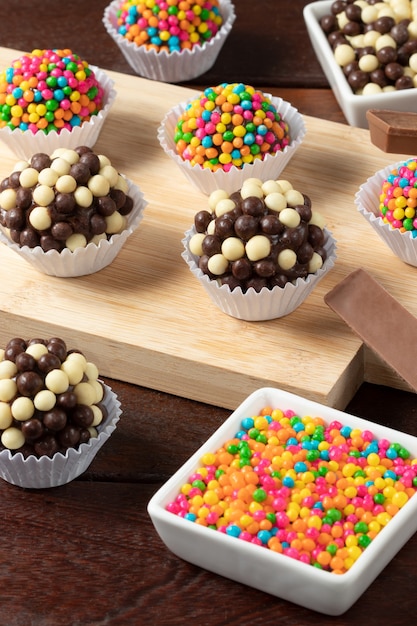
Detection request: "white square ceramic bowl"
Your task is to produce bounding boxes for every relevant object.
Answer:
[303,1,417,128]
[148,386,417,616]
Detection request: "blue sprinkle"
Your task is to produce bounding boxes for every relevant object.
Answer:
[226,524,241,538]
[241,417,254,430]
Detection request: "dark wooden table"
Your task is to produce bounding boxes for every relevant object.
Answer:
[1,2,416,625]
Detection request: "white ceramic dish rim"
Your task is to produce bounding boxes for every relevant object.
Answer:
[148,386,417,614]
[303,0,417,127]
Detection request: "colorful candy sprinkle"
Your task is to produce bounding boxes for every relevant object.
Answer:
[115,0,223,53]
[166,405,417,574]
[174,83,291,172]
[379,158,417,237]
[0,49,105,135]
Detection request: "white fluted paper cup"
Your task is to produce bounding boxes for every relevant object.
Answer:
[0,179,147,277]
[0,67,116,161]
[0,384,121,489]
[159,94,306,195]
[182,227,336,321]
[355,162,417,268]
[103,0,235,83]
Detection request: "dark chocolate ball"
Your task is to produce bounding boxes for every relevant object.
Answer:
[21,418,44,441]
[16,371,43,396]
[56,391,78,410]
[4,207,24,230]
[40,235,63,252]
[70,404,94,428]
[30,153,51,171]
[37,352,62,374]
[47,339,67,362]
[260,214,284,235]
[15,352,36,372]
[58,425,81,448]
[34,435,60,458]
[55,192,76,214]
[232,257,252,280]
[241,196,265,217]
[214,216,234,239]
[51,221,74,241]
[70,162,91,185]
[374,16,395,34]
[43,408,67,432]
[97,196,117,217]
[110,189,127,211]
[234,215,259,240]
[201,234,222,256]
[377,46,397,65]
[15,187,32,209]
[194,210,212,233]
[20,228,40,248]
[90,213,107,235]
[79,151,100,174]
[254,259,276,278]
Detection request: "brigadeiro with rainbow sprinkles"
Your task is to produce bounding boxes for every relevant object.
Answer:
[0,48,116,159]
[159,82,306,195]
[103,0,236,82]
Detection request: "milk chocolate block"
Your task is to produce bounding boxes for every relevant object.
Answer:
[367,109,417,155]
[324,268,417,393]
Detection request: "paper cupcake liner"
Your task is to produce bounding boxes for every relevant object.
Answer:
[0,383,121,489]
[182,228,337,321]
[0,179,147,277]
[0,67,116,160]
[158,95,306,195]
[355,163,417,268]
[103,0,236,83]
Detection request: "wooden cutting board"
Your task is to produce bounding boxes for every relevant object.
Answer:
[0,46,414,410]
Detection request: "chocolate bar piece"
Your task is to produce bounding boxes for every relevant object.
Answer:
[324,268,417,393]
[367,109,417,154]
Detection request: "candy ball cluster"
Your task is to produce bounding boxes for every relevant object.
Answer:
[0,49,105,135]
[189,178,328,293]
[0,146,134,252]
[379,158,417,236]
[116,0,223,53]
[320,0,417,94]
[0,337,107,458]
[175,83,291,172]
[166,404,417,574]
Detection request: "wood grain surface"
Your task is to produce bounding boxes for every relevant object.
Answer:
[0,47,413,410]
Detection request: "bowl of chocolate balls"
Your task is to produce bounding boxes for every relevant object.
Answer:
[304,0,417,128]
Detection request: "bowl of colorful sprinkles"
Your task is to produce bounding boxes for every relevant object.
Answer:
[182,177,336,320]
[103,0,236,83]
[355,157,417,267]
[148,386,417,615]
[0,49,116,160]
[158,83,306,195]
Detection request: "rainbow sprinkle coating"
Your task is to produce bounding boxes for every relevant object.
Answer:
[379,158,417,237]
[116,0,223,53]
[166,405,417,574]
[0,49,105,135]
[174,83,291,171]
